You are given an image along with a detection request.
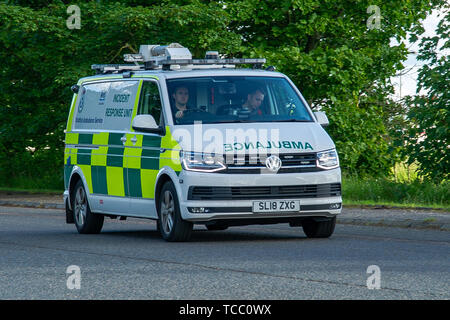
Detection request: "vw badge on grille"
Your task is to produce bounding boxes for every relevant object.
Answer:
[265,155,282,172]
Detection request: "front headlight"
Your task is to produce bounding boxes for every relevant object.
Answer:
[316,149,339,169]
[180,151,227,172]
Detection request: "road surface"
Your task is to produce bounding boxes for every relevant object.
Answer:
[0,206,448,300]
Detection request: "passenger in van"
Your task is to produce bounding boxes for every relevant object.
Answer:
[171,86,190,119]
[242,88,265,116]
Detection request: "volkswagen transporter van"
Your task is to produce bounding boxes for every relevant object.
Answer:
[63,44,342,241]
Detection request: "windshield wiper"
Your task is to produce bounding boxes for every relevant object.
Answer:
[276,119,312,122]
[214,119,249,123]
[202,119,313,124]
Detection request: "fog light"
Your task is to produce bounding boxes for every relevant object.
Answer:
[329,203,341,210]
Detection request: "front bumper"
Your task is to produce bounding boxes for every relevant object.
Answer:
[177,168,342,222]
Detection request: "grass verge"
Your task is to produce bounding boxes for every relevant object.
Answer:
[0,187,62,195]
[342,175,449,210]
[1,172,449,211]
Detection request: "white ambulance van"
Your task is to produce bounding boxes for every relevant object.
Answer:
[63,44,342,241]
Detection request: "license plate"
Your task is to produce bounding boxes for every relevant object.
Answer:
[252,200,300,213]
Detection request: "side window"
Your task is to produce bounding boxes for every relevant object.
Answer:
[73,82,110,131]
[73,80,140,131]
[105,81,140,131]
[138,81,162,125]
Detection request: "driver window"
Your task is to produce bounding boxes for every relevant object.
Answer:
[138,81,162,125]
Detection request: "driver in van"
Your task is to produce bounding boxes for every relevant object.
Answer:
[242,88,265,116]
[172,86,190,119]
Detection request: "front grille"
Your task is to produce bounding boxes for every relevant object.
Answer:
[221,153,321,174]
[188,183,341,200]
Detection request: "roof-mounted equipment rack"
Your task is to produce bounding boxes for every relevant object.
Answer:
[91,64,144,74]
[92,43,266,74]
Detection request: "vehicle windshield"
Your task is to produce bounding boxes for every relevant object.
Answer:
[166,76,313,125]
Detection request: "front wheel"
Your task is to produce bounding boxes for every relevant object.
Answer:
[72,180,104,234]
[302,216,336,238]
[157,181,193,242]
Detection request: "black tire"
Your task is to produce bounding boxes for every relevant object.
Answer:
[157,181,193,242]
[206,224,228,231]
[72,180,104,234]
[65,197,74,224]
[302,216,336,238]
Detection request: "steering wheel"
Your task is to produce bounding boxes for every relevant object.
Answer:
[175,107,209,124]
[183,107,205,114]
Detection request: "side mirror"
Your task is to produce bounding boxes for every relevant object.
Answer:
[314,111,329,127]
[132,115,162,134]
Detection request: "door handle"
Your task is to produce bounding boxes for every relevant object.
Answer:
[130,136,138,145]
[120,135,127,144]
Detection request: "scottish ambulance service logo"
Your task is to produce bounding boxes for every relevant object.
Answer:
[77,95,85,113]
[99,91,107,105]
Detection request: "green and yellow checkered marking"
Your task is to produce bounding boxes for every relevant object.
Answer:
[64,74,182,200]
[64,126,181,199]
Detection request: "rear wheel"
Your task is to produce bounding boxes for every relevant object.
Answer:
[302,216,336,238]
[157,181,193,242]
[72,180,104,234]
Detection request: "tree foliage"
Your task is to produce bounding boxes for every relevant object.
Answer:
[404,6,449,182]
[0,0,446,188]
[224,0,443,176]
[0,1,241,187]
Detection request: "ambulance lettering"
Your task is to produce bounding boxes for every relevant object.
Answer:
[224,141,313,151]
